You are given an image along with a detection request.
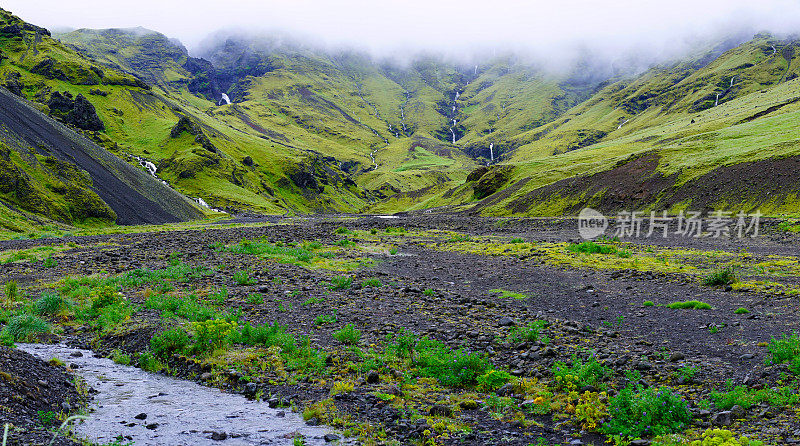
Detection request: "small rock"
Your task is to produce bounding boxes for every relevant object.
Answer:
[730,405,745,418]
[540,347,556,358]
[134,413,147,420]
[307,417,320,426]
[70,351,83,358]
[711,411,732,426]
[366,370,380,384]
[210,431,227,441]
[324,434,341,442]
[739,353,755,361]
[244,382,258,395]
[631,440,651,446]
[496,383,514,396]
[145,423,159,430]
[200,372,212,381]
[499,317,516,327]
[459,399,478,410]
[668,352,685,362]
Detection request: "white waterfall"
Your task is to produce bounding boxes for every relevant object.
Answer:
[715,93,721,106]
[219,93,231,106]
[730,76,735,87]
[455,91,460,100]
[617,119,629,130]
[474,65,478,75]
[450,129,456,144]
[489,143,494,161]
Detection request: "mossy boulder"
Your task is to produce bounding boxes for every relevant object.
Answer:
[466,166,489,183]
[473,166,515,199]
[47,92,105,131]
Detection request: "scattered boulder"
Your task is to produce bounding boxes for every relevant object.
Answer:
[47,92,105,131]
[366,370,380,384]
[711,410,732,426]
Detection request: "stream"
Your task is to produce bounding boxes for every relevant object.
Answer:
[19,344,339,446]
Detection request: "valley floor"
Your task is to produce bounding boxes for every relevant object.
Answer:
[1,215,799,445]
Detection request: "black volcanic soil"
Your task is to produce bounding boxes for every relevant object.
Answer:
[1,215,799,445]
[0,346,87,446]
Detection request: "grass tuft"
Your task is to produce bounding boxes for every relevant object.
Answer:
[666,300,712,310]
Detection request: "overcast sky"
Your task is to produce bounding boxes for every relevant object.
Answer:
[4,0,800,61]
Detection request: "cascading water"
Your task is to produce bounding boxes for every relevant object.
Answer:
[126,153,224,213]
[489,143,494,161]
[400,90,410,134]
[617,119,629,130]
[715,93,721,106]
[219,93,231,106]
[448,91,459,145]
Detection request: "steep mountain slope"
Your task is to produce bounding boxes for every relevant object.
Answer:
[9,7,800,219]
[435,34,800,216]
[59,28,607,211]
[0,86,203,225]
[0,9,376,218]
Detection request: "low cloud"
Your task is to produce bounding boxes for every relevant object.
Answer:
[6,0,800,68]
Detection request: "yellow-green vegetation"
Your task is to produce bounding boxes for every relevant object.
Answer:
[489,289,528,300]
[214,238,372,271]
[427,232,800,296]
[667,300,713,310]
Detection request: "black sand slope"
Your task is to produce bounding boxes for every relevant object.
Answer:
[0,87,203,225]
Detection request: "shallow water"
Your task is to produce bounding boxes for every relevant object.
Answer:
[20,344,339,445]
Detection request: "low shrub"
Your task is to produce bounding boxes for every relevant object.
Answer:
[34,293,66,316]
[507,320,548,344]
[0,313,50,342]
[333,323,361,345]
[710,383,800,409]
[150,328,190,359]
[600,384,692,438]
[138,351,164,372]
[4,281,17,304]
[360,278,383,288]
[233,271,257,286]
[767,332,800,371]
[476,370,512,391]
[568,241,616,255]
[234,322,296,352]
[110,349,131,365]
[552,353,611,389]
[575,391,609,430]
[329,276,352,290]
[703,267,736,287]
[187,319,237,357]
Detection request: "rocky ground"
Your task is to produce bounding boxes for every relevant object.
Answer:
[1,215,799,445]
[0,345,87,445]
